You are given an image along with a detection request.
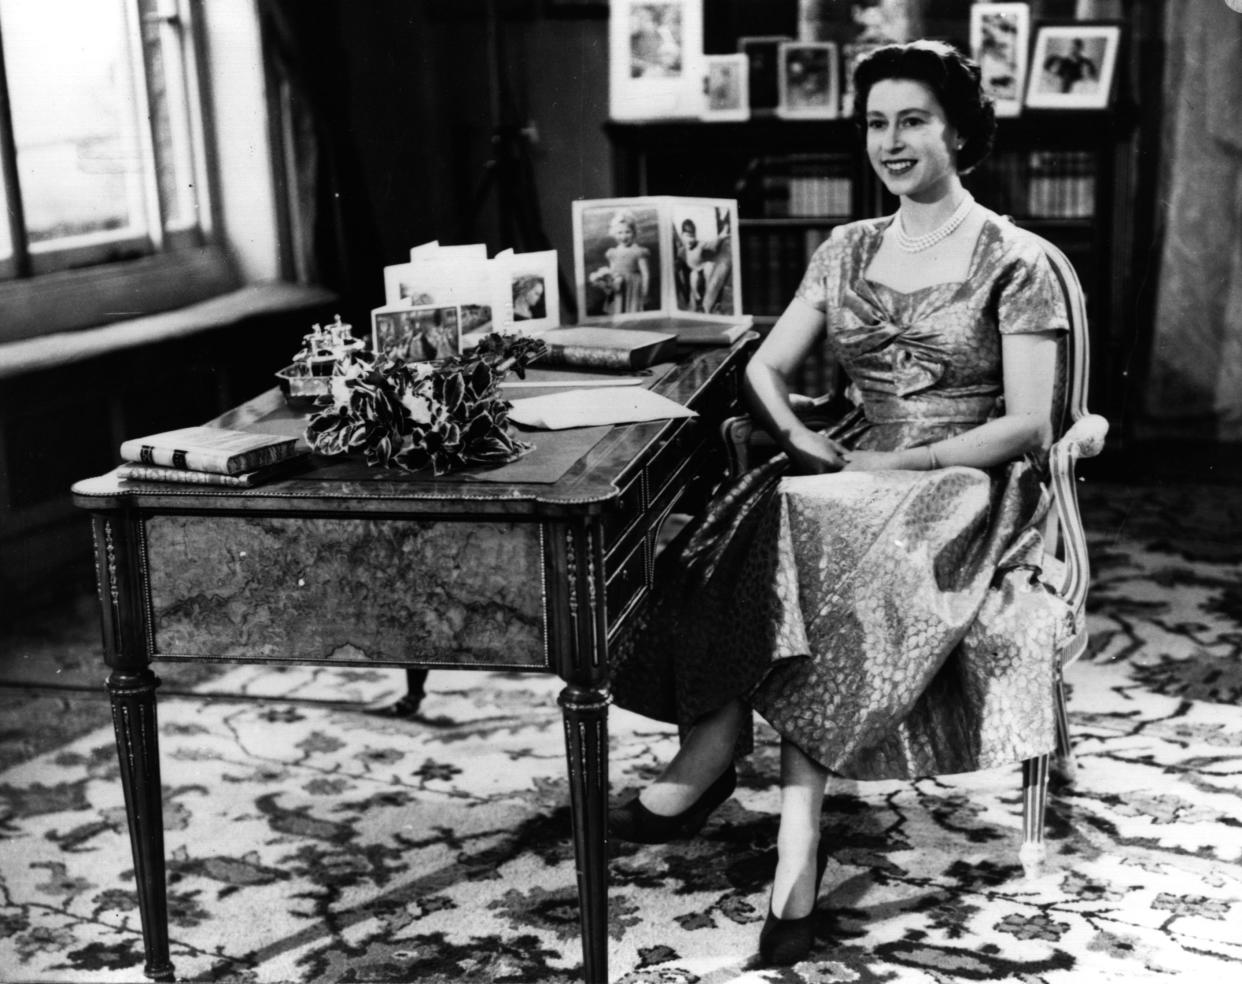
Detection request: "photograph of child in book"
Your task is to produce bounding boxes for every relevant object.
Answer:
[581,205,661,319]
[672,205,734,316]
[574,196,745,327]
[373,305,461,361]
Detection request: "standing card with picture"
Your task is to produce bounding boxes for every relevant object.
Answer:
[371,304,462,362]
[970,3,1030,118]
[701,53,749,121]
[499,248,560,334]
[609,0,704,120]
[777,41,839,119]
[382,250,513,346]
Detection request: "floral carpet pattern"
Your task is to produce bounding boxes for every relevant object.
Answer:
[0,480,1240,983]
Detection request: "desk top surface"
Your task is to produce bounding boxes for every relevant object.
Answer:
[72,340,750,519]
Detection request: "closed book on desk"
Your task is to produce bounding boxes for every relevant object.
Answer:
[116,454,310,488]
[538,326,677,370]
[618,315,755,347]
[119,426,300,476]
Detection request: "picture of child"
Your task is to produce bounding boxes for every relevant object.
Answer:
[673,206,733,315]
[588,208,654,316]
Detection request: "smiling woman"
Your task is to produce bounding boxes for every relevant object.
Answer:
[608,38,1076,968]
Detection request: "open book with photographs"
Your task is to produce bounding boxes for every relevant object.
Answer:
[571,196,748,329]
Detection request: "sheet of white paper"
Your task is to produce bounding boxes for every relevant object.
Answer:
[508,387,697,430]
[501,376,646,389]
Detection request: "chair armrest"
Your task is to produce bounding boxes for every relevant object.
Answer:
[720,395,842,478]
[1047,412,1109,618]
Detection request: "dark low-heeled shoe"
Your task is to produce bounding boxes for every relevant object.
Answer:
[608,764,737,844]
[757,840,830,967]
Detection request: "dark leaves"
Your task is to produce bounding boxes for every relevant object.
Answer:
[305,333,547,476]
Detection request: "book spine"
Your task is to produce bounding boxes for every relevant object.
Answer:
[120,441,294,475]
[117,464,256,487]
[540,344,639,370]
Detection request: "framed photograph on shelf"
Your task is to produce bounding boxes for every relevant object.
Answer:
[609,0,704,120]
[501,248,560,334]
[970,3,1030,118]
[371,305,462,362]
[1025,22,1121,110]
[738,35,791,112]
[701,53,749,121]
[777,41,839,119]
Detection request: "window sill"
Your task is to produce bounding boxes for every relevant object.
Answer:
[0,281,337,381]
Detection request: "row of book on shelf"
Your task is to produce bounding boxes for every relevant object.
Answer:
[117,196,756,487]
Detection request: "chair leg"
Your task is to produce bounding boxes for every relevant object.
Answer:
[1020,754,1050,879]
[1051,671,1077,786]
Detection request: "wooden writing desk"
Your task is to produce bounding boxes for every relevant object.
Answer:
[71,340,751,984]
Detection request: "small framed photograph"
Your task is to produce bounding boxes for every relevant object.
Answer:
[503,248,560,334]
[609,0,704,120]
[777,41,839,119]
[572,197,665,322]
[372,304,462,362]
[701,53,748,121]
[671,199,741,318]
[1026,22,1121,110]
[738,35,791,112]
[970,3,1030,118]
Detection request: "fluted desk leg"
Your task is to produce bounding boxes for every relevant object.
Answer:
[92,512,174,981]
[559,684,610,984]
[109,670,174,981]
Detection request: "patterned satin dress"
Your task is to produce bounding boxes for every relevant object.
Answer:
[610,210,1078,781]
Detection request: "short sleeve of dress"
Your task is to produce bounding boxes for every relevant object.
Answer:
[793,228,843,312]
[996,245,1071,336]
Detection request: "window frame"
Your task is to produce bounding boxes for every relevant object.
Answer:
[0,0,276,347]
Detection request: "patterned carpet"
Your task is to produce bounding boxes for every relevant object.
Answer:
[0,479,1240,984]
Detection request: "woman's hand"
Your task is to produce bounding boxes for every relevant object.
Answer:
[841,449,906,472]
[786,429,849,474]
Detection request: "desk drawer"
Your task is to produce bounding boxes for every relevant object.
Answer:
[602,470,644,551]
[605,535,648,632]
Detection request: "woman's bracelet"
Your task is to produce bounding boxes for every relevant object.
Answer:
[926,444,940,470]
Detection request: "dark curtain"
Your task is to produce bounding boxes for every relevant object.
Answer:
[255,0,384,315]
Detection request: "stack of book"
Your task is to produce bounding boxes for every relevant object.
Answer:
[117,426,307,487]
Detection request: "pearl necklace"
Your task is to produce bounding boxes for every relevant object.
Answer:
[894,193,975,253]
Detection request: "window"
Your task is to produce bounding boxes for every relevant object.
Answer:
[0,0,247,345]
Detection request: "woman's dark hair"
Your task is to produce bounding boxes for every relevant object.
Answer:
[851,40,996,173]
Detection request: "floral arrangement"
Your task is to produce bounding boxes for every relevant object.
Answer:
[305,333,547,476]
